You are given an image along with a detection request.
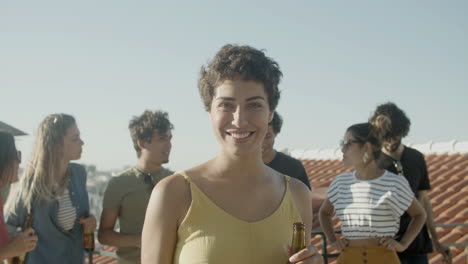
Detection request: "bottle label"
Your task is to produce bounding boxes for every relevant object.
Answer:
[83,233,95,251]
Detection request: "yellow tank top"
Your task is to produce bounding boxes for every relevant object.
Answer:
[173,171,303,264]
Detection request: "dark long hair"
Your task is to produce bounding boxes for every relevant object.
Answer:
[0,131,18,185]
[369,102,411,139]
[347,115,391,160]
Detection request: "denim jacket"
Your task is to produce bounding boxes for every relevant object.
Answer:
[6,163,90,264]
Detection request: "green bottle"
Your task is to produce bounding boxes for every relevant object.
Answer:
[288,222,306,264]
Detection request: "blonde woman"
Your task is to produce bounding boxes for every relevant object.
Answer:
[0,132,37,260]
[6,114,96,264]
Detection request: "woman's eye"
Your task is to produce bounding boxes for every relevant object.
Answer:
[248,102,263,109]
[219,102,235,109]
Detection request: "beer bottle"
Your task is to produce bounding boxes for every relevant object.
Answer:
[82,211,95,264]
[12,212,34,264]
[288,222,306,264]
[82,212,95,252]
[83,229,95,252]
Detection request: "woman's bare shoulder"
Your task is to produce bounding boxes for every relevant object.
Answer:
[149,173,192,220]
[154,172,190,198]
[287,176,312,224]
[288,176,311,198]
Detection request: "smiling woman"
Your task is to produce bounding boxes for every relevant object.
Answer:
[210,79,272,155]
[141,45,322,264]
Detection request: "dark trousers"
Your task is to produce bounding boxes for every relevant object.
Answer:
[399,254,429,264]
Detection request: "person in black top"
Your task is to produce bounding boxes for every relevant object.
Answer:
[370,102,451,264]
[262,111,311,189]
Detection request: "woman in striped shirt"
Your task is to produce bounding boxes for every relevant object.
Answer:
[6,114,96,264]
[319,119,427,264]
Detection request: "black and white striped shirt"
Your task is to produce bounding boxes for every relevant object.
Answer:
[327,170,414,239]
[57,189,77,231]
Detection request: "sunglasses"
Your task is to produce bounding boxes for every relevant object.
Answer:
[144,174,155,188]
[392,160,404,175]
[339,138,362,149]
[17,150,22,163]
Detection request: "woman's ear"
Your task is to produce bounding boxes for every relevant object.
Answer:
[268,111,274,123]
[363,142,375,159]
[362,142,373,154]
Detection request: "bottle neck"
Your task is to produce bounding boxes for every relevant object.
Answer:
[291,223,306,254]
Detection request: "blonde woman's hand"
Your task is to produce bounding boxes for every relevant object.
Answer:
[8,228,38,256]
[379,238,406,252]
[78,214,97,233]
[330,238,348,253]
[284,244,323,264]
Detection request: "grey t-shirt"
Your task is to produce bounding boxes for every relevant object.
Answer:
[102,167,174,264]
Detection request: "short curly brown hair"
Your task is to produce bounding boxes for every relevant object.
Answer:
[198,44,282,111]
[129,110,174,156]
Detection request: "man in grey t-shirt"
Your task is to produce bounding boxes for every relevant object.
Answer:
[98,110,174,264]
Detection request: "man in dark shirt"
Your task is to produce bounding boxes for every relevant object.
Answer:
[370,102,450,264]
[262,111,310,189]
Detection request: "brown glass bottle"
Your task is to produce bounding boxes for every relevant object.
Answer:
[288,222,306,264]
[83,229,95,252]
[12,212,33,264]
[82,212,95,264]
[83,212,95,252]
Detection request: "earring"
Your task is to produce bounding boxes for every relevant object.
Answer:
[362,152,369,163]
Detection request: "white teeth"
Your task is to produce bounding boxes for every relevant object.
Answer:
[230,133,250,139]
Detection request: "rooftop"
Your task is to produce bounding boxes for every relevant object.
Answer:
[87,140,468,264]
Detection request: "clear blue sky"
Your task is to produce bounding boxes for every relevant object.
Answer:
[2,0,467,171]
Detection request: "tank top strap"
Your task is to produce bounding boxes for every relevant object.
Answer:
[177,171,191,182]
[283,175,293,202]
[175,171,205,203]
[174,171,218,221]
[281,174,303,222]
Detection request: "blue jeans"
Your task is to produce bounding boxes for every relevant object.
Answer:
[399,254,429,264]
